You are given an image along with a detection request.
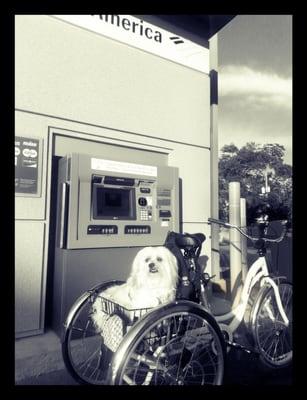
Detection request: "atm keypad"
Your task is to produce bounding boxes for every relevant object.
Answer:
[140,209,152,221]
[138,195,152,221]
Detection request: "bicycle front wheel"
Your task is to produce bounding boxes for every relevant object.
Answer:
[62,280,124,385]
[251,280,292,369]
[109,301,226,385]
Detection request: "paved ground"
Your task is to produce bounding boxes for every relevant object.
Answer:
[224,348,292,385]
[15,324,292,386]
[16,350,292,386]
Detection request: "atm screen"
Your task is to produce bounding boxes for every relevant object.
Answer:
[93,187,136,220]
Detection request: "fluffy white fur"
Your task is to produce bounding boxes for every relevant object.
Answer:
[91,246,178,331]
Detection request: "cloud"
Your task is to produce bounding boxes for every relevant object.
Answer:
[219,65,292,109]
[218,119,293,165]
[218,65,292,165]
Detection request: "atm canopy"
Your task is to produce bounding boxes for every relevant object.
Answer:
[134,15,236,47]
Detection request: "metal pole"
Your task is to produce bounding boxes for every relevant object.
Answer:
[229,182,242,300]
[240,198,248,282]
[209,33,220,281]
[265,171,269,193]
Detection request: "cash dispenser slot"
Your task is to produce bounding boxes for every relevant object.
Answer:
[159,210,172,218]
[125,225,151,234]
[87,225,118,235]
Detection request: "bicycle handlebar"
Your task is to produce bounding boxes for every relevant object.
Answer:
[208,217,287,243]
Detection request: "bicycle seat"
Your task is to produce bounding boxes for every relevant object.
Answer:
[173,232,206,249]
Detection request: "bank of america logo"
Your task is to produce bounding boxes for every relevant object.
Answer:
[169,36,185,45]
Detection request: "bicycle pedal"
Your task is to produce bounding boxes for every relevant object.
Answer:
[225,340,258,355]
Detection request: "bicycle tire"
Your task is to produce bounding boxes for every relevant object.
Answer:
[62,280,125,385]
[109,300,226,385]
[250,279,292,369]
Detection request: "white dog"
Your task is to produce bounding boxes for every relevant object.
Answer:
[91,246,178,333]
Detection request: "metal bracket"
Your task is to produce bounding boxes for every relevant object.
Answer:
[225,340,259,355]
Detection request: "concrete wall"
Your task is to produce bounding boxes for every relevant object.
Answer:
[15,15,213,337]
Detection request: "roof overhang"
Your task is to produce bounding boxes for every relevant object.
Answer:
[134,15,236,48]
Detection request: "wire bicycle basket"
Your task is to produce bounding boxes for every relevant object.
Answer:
[92,295,153,352]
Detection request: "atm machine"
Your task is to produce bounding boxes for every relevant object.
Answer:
[52,153,179,334]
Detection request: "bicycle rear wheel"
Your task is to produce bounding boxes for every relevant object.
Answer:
[110,301,226,385]
[251,280,292,368]
[62,280,124,385]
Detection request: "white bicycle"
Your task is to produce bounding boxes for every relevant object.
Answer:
[208,217,292,369]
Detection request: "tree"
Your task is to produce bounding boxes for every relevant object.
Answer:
[219,142,292,224]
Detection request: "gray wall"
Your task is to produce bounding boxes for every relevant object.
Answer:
[15,15,213,337]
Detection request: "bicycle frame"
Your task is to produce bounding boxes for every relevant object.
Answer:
[213,255,289,334]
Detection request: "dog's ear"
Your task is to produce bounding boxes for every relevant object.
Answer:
[164,248,179,284]
[127,249,143,288]
[165,248,177,268]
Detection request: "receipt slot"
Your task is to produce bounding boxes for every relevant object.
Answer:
[52,153,179,334]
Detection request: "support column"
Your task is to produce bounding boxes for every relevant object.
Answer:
[240,197,248,282]
[209,33,220,281]
[229,182,242,300]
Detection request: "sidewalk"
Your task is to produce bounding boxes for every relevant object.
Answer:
[15,330,77,385]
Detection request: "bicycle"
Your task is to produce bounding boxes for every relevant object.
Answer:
[207,217,292,370]
[61,218,292,385]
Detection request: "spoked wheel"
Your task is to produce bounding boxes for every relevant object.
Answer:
[62,280,124,385]
[110,301,226,385]
[251,280,292,369]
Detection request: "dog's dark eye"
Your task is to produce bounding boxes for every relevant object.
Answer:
[157,257,163,262]
[145,257,150,263]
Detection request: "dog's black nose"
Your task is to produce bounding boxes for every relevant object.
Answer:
[149,262,158,273]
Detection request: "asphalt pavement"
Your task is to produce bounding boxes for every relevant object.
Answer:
[16,349,292,386]
[16,322,292,386]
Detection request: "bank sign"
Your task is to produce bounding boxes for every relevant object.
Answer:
[51,15,210,74]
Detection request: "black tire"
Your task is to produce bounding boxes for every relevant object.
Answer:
[62,280,124,385]
[250,280,292,369]
[109,301,226,385]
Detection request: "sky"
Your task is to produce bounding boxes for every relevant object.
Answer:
[217,15,292,165]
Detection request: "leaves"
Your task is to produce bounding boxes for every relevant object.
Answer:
[219,142,292,223]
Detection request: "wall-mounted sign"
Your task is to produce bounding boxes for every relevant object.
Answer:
[15,136,41,195]
[50,15,210,74]
[91,157,158,177]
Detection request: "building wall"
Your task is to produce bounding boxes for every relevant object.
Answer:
[15,15,213,337]
[15,15,210,146]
